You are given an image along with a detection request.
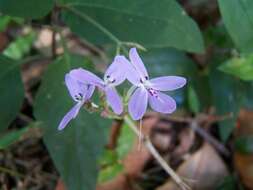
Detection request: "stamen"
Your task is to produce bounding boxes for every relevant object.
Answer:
[148,88,158,98]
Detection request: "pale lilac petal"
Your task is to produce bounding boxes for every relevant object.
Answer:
[129,48,149,80]
[65,74,88,102]
[104,56,129,86]
[125,64,141,85]
[113,55,140,85]
[69,68,104,88]
[149,76,187,91]
[84,85,95,100]
[105,86,123,114]
[148,92,176,114]
[58,103,82,130]
[128,87,148,120]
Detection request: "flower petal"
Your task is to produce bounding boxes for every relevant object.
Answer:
[129,48,149,80]
[65,73,89,101]
[84,85,95,100]
[148,92,176,114]
[105,86,123,114]
[149,76,187,91]
[104,56,129,86]
[58,103,82,130]
[69,68,104,88]
[128,87,148,120]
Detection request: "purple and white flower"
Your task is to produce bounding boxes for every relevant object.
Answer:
[124,48,187,120]
[69,55,128,115]
[58,73,95,130]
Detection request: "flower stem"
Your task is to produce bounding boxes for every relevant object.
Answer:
[124,115,191,190]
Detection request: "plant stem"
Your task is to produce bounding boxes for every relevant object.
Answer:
[124,116,191,190]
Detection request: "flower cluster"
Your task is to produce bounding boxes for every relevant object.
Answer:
[58,48,187,130]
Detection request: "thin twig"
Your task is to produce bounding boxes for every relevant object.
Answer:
[147,112,231,157]
[106,120,123,149]
[124,116,191,190]
[190,120,230,157]
[51,4,60,59]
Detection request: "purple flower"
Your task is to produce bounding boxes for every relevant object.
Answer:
[69,56,128,115]
[125,48,187,120]
[58,73,95,130]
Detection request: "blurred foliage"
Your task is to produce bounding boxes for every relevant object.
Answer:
[0,0,53,19]
[219,54,253,81]
[3,30,36,60]
[0,127,28,149]
[98,122,135,183]
[187,85,200,114]
[235,136,253,154]
[116,123,135,159]
[218,0,253,53]
[0,15,24,31]
[61,0,204,53]
[0,55,24,132]
[216,175,237,190]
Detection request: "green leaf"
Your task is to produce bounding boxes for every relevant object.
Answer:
[98,123,135,183]
[216,175,237,190]
[142,48,197,77]
[209,65,240,141]
[99,150,118,167]
[219,54,253,81]
[187,85,200,114]
[0,55,24,132]
[218,0,253,53]
[98,162,123,183]
[34,54,111,190]
[0,15,11,32]
[0,127,28,149]
[61,0,204,53]
[0,0,54,19]
[3,30,36,60]
[0,121,41,149]
[235,136,253,154]
[0,15,24,32]
[98,150,123,183]
[116,123,135,159]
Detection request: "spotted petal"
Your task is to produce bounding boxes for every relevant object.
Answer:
[149,76,186,91]
[148,92,176,114]
[58,102,83,130]
[129,48,149,81]
[69,68,104,88]
[105,86,123,114]
[116,55,141,85]
[104,56,129,86]
[128,86,148,120]
[84,85,95,100]
[65,73,89,102]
